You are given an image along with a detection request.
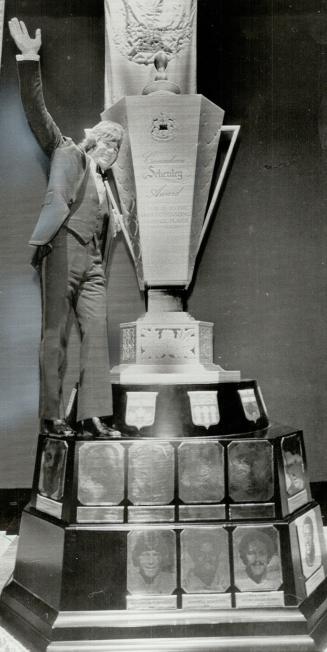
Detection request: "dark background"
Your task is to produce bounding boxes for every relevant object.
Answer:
[1,0,327,487]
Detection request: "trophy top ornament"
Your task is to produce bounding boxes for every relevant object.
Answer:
[142,50,181,95]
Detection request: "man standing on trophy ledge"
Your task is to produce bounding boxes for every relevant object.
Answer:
[8,18,122,440]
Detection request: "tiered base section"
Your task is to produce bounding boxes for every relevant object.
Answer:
[1,411,327,650]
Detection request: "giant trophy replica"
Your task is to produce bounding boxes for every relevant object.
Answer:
[2,53,327,652]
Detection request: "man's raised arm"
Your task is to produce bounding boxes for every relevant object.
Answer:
[8,18,64,156]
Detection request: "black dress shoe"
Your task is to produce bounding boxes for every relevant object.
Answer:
[42,419,75,438]
[82,417,121,439]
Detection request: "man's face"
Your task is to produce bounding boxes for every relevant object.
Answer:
[245,539,268,582]
[139,549,161,579]
[90,137,120,171]
[193,541,219,582]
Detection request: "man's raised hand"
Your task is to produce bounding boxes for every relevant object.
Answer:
[8,18,41,55]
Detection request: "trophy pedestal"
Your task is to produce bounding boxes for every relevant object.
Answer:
[2,424,327,651]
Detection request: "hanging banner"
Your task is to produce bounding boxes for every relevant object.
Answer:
[0,1,5,71]
[104,0,197,108]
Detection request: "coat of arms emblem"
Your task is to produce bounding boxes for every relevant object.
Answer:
[125,391,158,429]
[187,391,220,429]
[151,113,177,141]
[238,388,261,422]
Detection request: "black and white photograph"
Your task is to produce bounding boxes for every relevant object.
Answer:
[178,441,224,503]
[38,438,67,501]
[181,527,230,593]
[2,1,327,650]
[127,529,176,595]
[228,440,274,503]
[233,526,283,592]
[78,441,124,505]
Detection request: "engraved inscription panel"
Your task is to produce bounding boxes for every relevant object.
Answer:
[38,438,68,502]
[78,442,124,505]
[181,527,230,593]
[228,440,273,503]
[178,441,224,504]
[127,530,176,595]
[233,526,283,592]
[128,442,174,505]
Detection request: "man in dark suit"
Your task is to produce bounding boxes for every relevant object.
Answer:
[9,18,123,439]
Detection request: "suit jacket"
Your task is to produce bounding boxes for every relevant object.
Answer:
[17,60,115,263]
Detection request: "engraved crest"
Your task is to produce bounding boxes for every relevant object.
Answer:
[126,391,158,429]
[187,391,220,429]
[238,388,261,422]
[151,113,176,141]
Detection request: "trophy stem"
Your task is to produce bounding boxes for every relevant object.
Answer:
[146,288,185,313]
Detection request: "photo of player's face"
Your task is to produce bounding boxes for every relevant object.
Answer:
[228,441,273,502]
[178,442,224,503]
[296,510,322,581]
[181,528,230,593]
[38,439,67,501]
[138,549,162,580]
[234,526,282,592]
[192,540,220,585]
[128,442,174,505]
[243,537,269,583]
[282,435,305,497]
[127,530,176,595]
[78,442,124,505]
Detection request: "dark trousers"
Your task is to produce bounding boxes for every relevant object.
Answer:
[39,228,112,422]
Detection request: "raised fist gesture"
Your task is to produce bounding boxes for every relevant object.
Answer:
[8,18,41,55]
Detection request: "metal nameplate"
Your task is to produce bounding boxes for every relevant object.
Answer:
[36,494,63,519]
[182,593,231,609]
[235,591,285,608]
[77,506,124,523]
[128,506,175,522]
[305,566,325,597]
[179,505,225,521]
[229,504,275,520]
[127,595,177,610]
[288,489,308,514]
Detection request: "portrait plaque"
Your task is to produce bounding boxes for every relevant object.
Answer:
[296,510,322,581]
[181,527,230,594]
[38,438,68,502]
[128,442,174,505]
[228,440,273,503]
[233,525,283,592]
[78,442,124,505]
[282,434,308,512]
[127,529,176,595]
[178,441,224,504]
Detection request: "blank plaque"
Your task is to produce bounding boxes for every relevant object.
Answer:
[228,440,273,503]
[127,529,176,595]
[78,442,124,505]
[38,438,68,502]
[178,441,224,504]
[181,527,230,593]
[128,442,174,505]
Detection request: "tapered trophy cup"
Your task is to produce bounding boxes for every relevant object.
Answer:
[103,53,268,436]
